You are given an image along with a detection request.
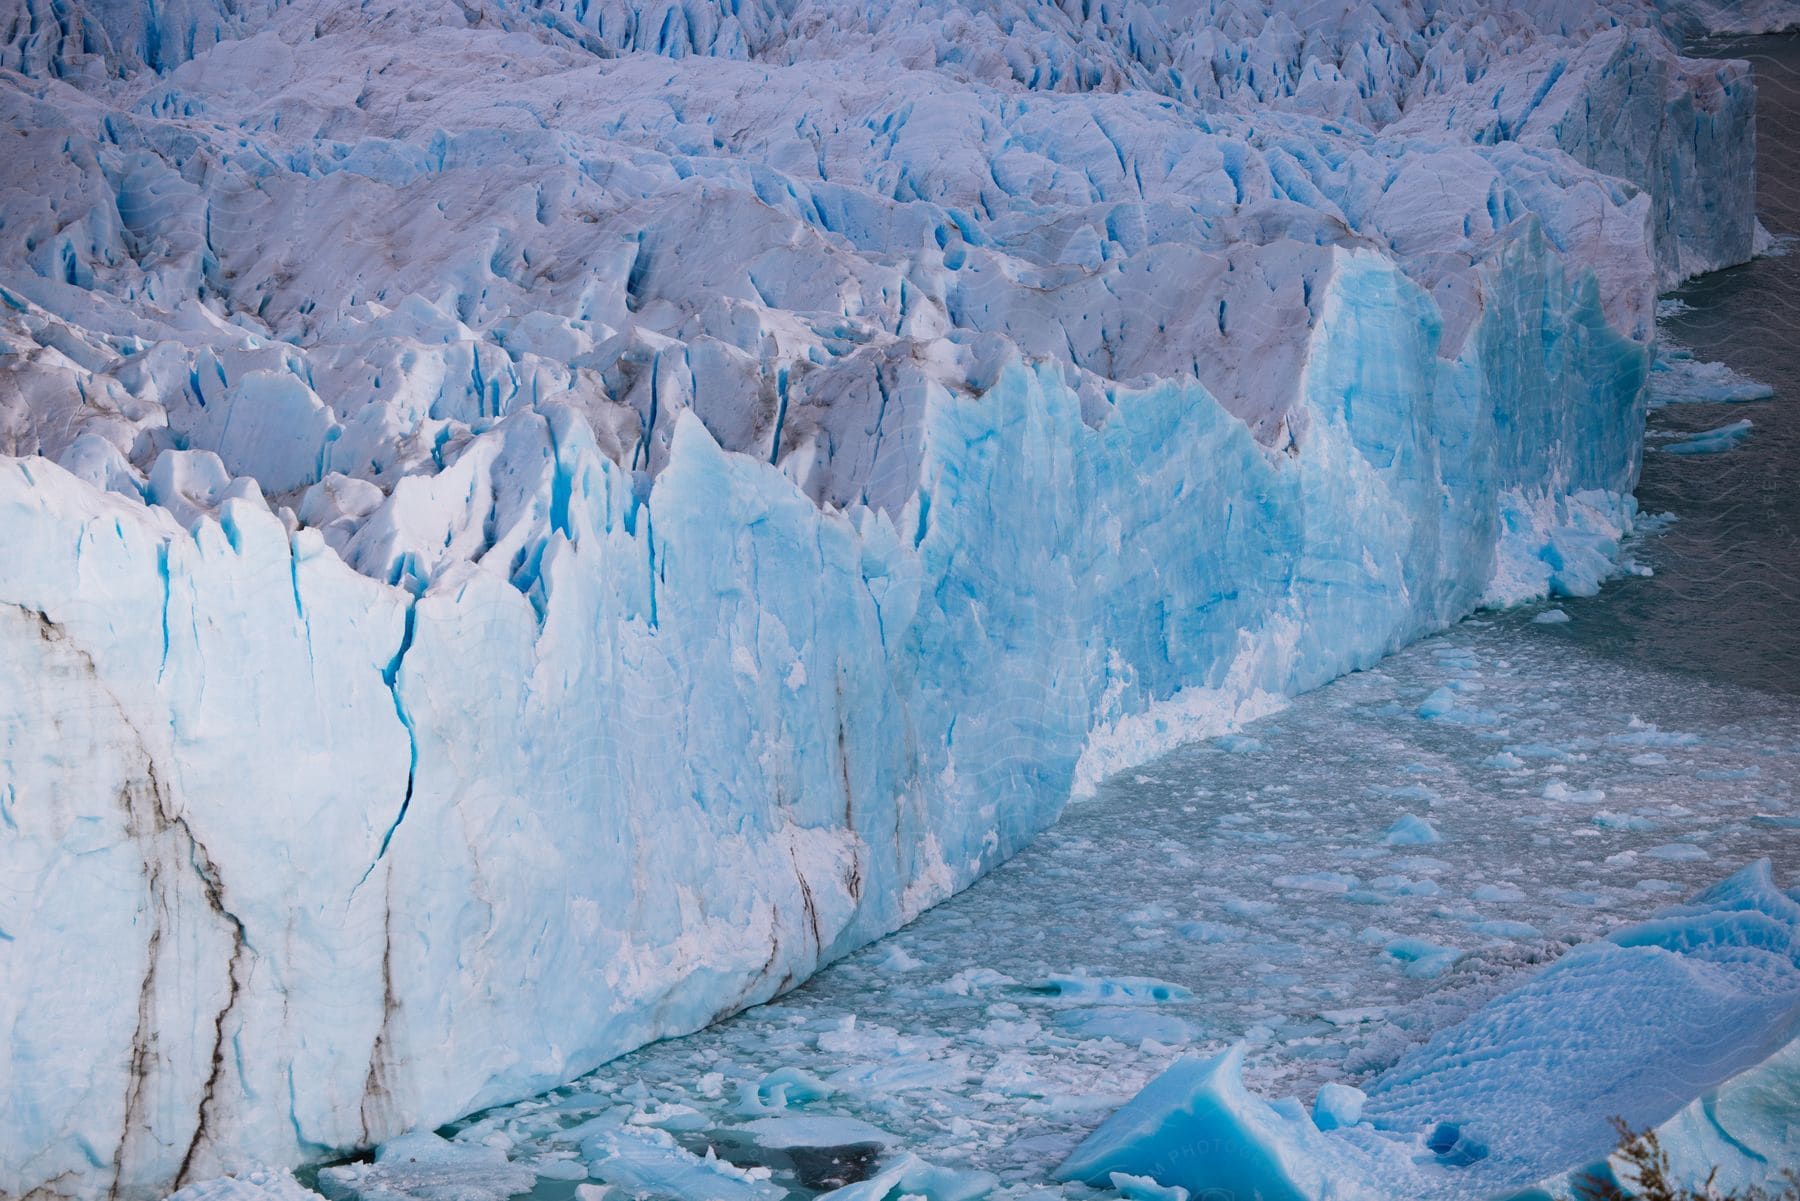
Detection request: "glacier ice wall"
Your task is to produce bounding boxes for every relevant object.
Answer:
[0,1,1775,1196]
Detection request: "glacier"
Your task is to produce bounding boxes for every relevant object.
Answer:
[0,0,1787,1197]
[296,606,1799,1201]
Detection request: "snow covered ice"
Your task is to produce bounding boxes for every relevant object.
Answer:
[0,0,1795,1197]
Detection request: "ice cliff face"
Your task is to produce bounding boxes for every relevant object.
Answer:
[0,1,1778,1197]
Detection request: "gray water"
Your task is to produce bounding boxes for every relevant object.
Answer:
[371,37,1800,1201]
[1569,33,1800,696]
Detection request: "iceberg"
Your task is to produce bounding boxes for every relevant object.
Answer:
[1657,417,1755,455]
[1056,860,1800,1199]
[1650,343,1776,406]
[0,1,1786,1196]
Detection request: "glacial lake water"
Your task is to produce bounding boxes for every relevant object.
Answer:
[323,35,1800,1201]
[1584,31,1800,696]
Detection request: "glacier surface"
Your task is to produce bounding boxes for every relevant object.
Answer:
[0,0,1786,1196]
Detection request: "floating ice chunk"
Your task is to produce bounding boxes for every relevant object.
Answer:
[1055,1046,1332,1200]
[722,1116,897,1193]
[1416,687,1460,720]
[1125,904,1178,926]
[1511,742,1576,761]
[1383,814,1441,846]
[878,945,924,972]
[735,1068,836,1115]
[1594,811,1658,832]
[1415,687,1501,726]
[973,1017,1043,1047]
[1610,721,1701,747]
[316,1132,535,1201]
[932,968,1017,997]
[529,1158,591,1182]
[1223,898,1280,919]
[1390,856,1453,876]
[1371,875,1440,897]
[1318,1008,1388,1027]
[1055,1007,1198,1047]
[165,1169,322,1201]
[816,1152,997,1201]
[1274,872,1359,893]
[551,1110,634,1147]
[582,1127,782,1201]
[628,1103,709,1132]
[1542,780,1606,804]
[1311,1084,1366,1132]
[1658,419,1753,455]
[1530,608,1571,624]
[1648,346,1773,406]
[1108,1171,1189,1201]
[1382,938,1463,979]
[1030,975,1194,1004]
[1021,1094,1135,1119]
[1644,843,1709,861]
[826,1057,967,1096]
[1472,883,1527,903]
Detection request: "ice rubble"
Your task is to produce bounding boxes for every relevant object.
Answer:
[0,0,1785,1195]
[1057,860,1800,1200]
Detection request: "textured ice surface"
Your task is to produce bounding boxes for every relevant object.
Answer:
[285,609,1800,1201]
[0,0,1788,1195]
[1058,861,1800,1200]
[1650,344,1777,405]
[163,1172,321,1201]
[316,1134,538,1201]
[1655,416,1755,454]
